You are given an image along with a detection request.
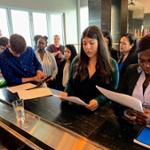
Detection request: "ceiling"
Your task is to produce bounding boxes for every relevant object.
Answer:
[128,0,150,13]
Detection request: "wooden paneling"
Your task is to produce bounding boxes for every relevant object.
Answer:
[101,0,111,31]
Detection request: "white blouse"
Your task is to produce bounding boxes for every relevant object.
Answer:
[62,62,70,87]
[132,71,150,107]
[35,49,58,79]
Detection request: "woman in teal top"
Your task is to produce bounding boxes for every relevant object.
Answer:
[60,26,119,111]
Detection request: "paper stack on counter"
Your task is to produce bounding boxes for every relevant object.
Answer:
[7,83,52,100]
[18,87,53,100]
[7,83,37,93]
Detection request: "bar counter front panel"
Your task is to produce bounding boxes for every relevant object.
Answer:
[0,88,146,150]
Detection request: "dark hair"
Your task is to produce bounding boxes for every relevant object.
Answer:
[137,34,150,53]
[37,37,48,48]
[10,34,26,54]
[34,35,48,50]
[119,33,137,53]
[43,36,48,41]
[74,25,113,81]
[102,31,112,50]
[65,44,77,62]
[34,35,42,43]
[34,35,42,49]
[0,36,9,46]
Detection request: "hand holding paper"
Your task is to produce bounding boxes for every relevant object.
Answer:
[96,85,144,112]
[54,95,87,106]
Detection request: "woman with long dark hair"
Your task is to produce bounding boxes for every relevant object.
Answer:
[56,44,77,90]
[60,26,119,111]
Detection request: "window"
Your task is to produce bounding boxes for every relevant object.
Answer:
[80,6,89,34]
[50,14,64,44]
[0,8,9,37]
[33,12,48,36]
[0,7,65,47]
[11,10,31,46]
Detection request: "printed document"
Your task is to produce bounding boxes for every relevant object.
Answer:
[96,85,144,112]
[18,87,53,100]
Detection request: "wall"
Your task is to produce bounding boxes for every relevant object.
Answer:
[144,13,150,28]
[0,0,78,45]
[0,0,75,12]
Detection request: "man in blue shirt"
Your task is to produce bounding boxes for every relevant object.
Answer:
[0,34,44,86]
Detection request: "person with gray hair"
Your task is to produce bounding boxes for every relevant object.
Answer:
[47,34,64,66]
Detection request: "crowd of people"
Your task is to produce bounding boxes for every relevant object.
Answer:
[0,26,150,130]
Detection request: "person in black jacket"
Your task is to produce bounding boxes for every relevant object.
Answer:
[118,33,138,84]
[115,34,150,126]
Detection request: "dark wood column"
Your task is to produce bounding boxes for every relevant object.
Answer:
[111,0,128,42]
[88,0,111,31]
[120,0,128,35]
[88,0,128,42]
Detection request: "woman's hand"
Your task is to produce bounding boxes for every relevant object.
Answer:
[143,108,150,125]
[58,92,68,101]
[86,99,99,111]
[124,109,147,125]
[136,111,147,125]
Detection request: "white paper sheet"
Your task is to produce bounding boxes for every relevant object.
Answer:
[96,85,144,113]
[54,95,87,106]
[7,83,36,93]
[18,87,53,100]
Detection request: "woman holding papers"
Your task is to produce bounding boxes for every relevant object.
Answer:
[60,26,119,111]
[0,34,44,86]
[118,34,150,125]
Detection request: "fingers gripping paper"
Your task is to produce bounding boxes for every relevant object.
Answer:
[60,96,87,106]
[96,85,144,113]
[53,95,87,106]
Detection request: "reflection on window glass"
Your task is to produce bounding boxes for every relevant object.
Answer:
[11,10,31,46]
[50,14,64,44]
[33,12,48,36]
[0,8,9,37]
[80,6,89,34]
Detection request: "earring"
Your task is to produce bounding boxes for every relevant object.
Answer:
[137,66,142,73]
